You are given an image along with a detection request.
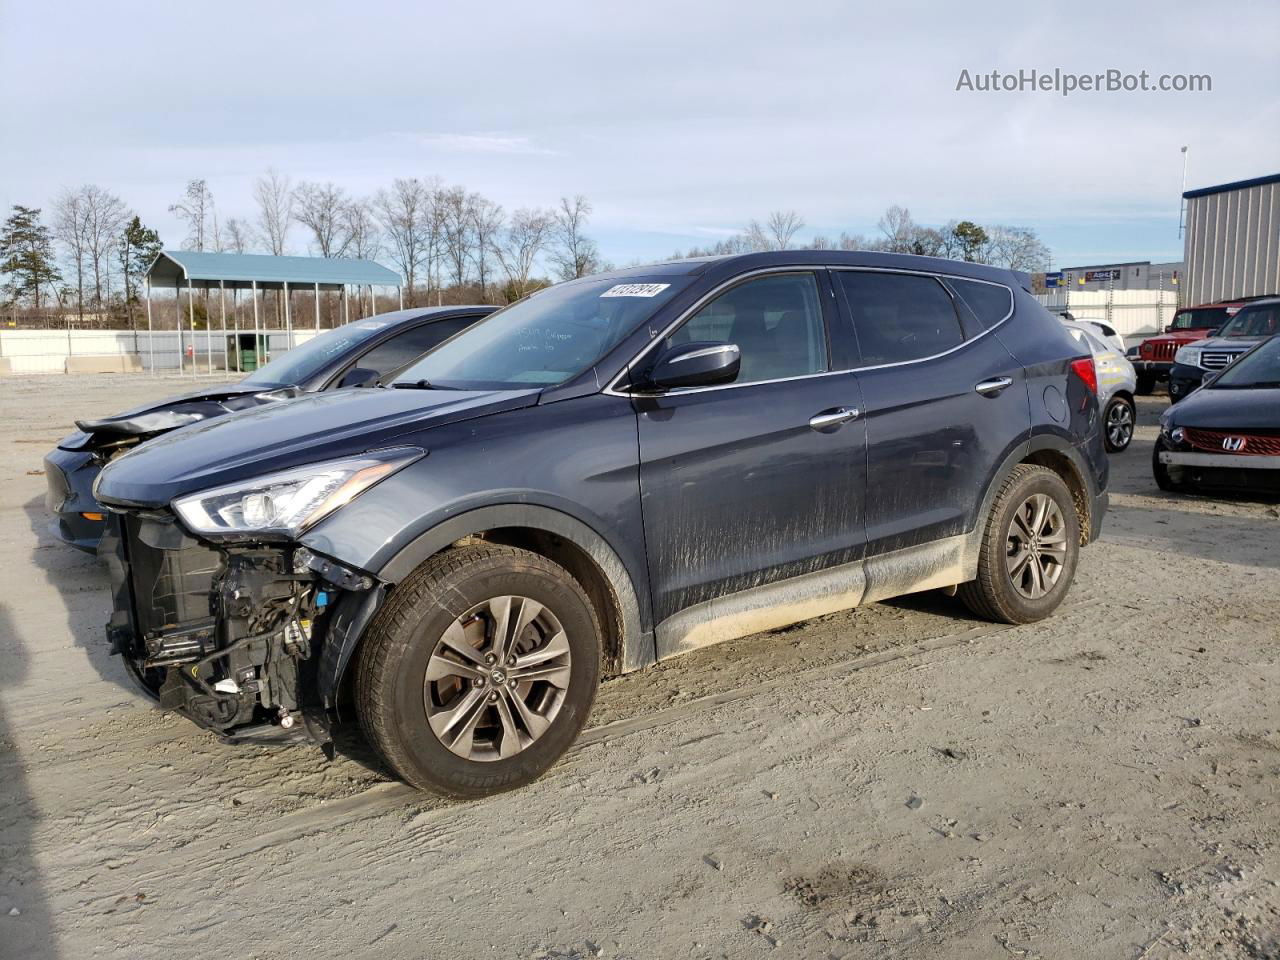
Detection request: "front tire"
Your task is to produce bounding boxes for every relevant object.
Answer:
[958,464,1081,624]
[1103,395,1135,452]
[354,544,601,797]
[1135,373,1156,395]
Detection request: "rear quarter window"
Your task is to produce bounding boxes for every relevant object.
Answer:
[947,278,1013,330]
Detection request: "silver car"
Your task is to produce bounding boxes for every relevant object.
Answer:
[1063,320,1137,452]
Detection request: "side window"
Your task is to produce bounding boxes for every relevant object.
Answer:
[948,277,1013,330]
[665,273,827,384]
[839,272,965,365]
[354,317,476,378]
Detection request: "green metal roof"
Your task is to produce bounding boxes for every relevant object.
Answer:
[146,250,401,290]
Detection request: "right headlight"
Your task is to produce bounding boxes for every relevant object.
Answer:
[172,447,423,540]
[1174,346,1201,368]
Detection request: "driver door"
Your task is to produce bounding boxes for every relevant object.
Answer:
[631,270,868,649]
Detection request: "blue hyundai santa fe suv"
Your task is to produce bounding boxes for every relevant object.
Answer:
[94,251,1108,796]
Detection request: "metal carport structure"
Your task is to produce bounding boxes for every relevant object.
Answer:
[144,251,402,375]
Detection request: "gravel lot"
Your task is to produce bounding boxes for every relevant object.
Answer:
[1,373,1277,960]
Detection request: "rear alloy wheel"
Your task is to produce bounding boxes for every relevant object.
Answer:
[355,544,601,797]
[1103,396,1135,452]
[958,464,1080,624]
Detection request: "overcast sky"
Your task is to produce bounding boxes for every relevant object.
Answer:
[3,0,1277,270]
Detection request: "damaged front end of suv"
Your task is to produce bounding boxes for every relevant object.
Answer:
[98,447,422,747]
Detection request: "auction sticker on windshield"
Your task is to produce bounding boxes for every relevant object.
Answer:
[601,283,671,298]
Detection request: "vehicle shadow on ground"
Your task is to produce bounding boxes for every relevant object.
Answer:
[22,495,138,701]
[0,603,58,959]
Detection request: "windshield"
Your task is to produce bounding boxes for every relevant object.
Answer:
[1216,303,1280,339]
[1170,306,1229,331]
[242,320,392,387]
[393,276,691,389]
[1211,335,1280,388]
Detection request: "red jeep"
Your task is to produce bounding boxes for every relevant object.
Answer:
[1134,300,1244,394]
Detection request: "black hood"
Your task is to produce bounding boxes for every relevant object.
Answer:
[95,386,539,507]
[1165,384,1280,430]
[59,382,298,450]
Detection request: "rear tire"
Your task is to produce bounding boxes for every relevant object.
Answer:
[1135,373,1156,395]
[958,464,1081,624]
[354,544,601,797]
[1102,395,1135,452]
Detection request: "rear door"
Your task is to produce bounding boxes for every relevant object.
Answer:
[632,270,868,628]
[834,269,1027,555]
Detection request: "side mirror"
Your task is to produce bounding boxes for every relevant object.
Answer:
[643,341,740,391]
[1163,324,1174,333]
[337,367,379,388]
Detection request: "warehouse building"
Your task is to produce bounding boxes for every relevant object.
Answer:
[1181,172,1280,306]
[1039,260,1183,293]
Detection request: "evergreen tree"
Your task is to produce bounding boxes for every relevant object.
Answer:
[117,215,162,328]
[0,205,61,310]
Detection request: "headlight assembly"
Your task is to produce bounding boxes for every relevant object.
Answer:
[172,447,423,539]
[1174,346,1201,368]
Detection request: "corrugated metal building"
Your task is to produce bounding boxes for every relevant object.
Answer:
[1182,172,1280,306]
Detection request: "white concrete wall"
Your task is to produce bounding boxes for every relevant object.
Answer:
[0,329,317,375]
[1033,289,1179,337]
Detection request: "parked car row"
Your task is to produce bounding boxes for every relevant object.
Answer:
[44,306,495,551]
[49,251,1114,796]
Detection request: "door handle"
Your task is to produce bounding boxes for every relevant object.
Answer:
[975,377,1013,396]
[809,407,860,431]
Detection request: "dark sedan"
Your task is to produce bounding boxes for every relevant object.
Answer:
[44,305,495,551]
[1156,333,1280,496]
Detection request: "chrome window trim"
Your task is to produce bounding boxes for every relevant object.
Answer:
[604,264,1016,397]
[668,343,739,364]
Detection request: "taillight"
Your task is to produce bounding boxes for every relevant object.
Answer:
[1070,356,1098,395]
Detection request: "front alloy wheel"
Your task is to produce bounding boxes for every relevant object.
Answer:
[425,596,572,761]
[355,544,601,797]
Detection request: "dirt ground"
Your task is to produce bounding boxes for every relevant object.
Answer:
[1,373,1277,960]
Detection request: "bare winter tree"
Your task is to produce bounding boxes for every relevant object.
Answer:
[984,225,1052,271]
[52,189,91,320]
[83,186,128,306]
[169,179,215,251]
[877,205,917,253]
[341,199,380,260]
[469,195,504,301]
[224,218,253,254]
[254,169,293,256]
[743,220,771,252]
[294,181,350,257]
[494,207,552,300]
[439,185,473,290]
[766,209,804,249]
[373,178,430,302]
[548,195,601,280]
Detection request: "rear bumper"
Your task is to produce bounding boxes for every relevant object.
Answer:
[1089,488,1108,543]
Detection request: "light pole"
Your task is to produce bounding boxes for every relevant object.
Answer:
[1177,145,1189,238]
